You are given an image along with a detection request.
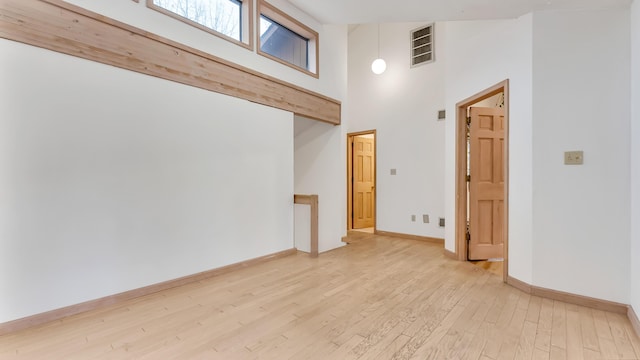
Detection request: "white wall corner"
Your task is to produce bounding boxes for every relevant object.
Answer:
[629,0,640,315]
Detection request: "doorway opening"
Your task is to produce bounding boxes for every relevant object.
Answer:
[455,80,509,282]
[347,130,376,233]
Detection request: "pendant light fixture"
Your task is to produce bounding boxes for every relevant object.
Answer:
[371,23,386,75]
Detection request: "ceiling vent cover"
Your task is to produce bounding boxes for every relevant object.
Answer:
[411,24,434,67]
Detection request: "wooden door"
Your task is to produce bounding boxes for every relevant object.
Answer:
[353,136,375,228]
[468,107,505,260]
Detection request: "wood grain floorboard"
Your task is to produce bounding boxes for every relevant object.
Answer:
[0,233,638,359]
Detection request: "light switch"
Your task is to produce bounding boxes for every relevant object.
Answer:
[390,169,397,175]
[564,151,584,165]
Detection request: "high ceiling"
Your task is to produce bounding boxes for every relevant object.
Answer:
[285,0,632,24]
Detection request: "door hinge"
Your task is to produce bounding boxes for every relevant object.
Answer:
[466,116,471,126]
[466,175,471,182]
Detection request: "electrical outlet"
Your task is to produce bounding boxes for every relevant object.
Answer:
[564,151,584,165]
[390,169,397,175]
[411,215,416,222]
[423,214,429,223]
[439,218,445,227]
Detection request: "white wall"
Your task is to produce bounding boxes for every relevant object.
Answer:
[531,9,631,303]
[444,15,534,283]
[630,0,640,315]
[0,39,294,323]
[294,116,346,252]
[347,23,446,239]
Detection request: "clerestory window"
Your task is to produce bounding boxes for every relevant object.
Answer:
[147,0,252,48]
[258,0,318,77]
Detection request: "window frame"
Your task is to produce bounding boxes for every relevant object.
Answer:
[146,0,253,50]
[257,0,319,78]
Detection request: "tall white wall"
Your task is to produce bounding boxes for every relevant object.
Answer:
[0,39,294,323]
[444,15,534,283]
[630,0,640,315]
[532,9,631,303]
[347,23,446,239]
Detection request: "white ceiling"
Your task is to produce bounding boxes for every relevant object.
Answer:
[285,0,631,24]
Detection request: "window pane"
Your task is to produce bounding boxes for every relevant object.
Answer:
[260,15,309,70]
[153,0,241,40]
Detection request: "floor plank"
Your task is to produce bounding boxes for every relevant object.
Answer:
[0,233,638,360]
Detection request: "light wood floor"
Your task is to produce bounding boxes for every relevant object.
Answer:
[469,260,504,278]
[1,233,639,359]
[351,227,375,234]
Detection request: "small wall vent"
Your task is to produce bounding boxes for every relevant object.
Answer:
[411,24,434,67]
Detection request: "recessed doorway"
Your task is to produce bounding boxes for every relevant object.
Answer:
[455,80,509,282]
[347,131,376,232]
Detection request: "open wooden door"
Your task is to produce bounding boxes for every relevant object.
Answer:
[468,107,505,260]
[353,136,375,229]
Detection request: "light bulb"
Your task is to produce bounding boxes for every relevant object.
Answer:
[371,58,386,75]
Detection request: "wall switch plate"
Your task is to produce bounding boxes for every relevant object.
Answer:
[437,110,446,120]
[439,218,445,227]
[564,151,584,165]
[411,215,416,222]
[423,214,429,223]
[390,169,397,175]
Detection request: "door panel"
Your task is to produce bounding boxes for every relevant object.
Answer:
[469,107,504,260]
[353,136,375,228]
